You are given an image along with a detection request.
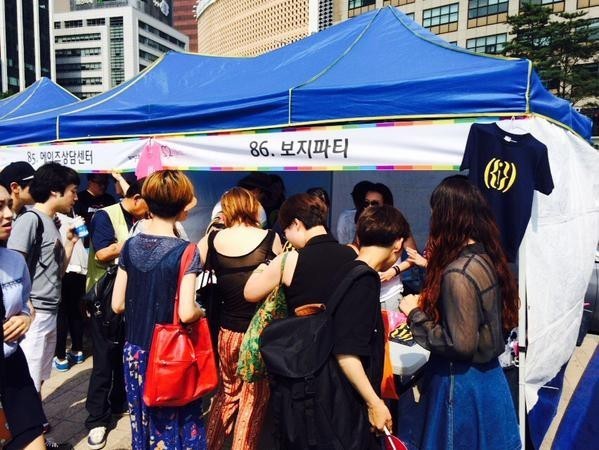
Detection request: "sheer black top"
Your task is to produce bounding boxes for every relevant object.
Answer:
[408,243,505,364]
[208,230,276,332]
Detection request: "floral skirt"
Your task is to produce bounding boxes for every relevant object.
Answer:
[123,342,207,450]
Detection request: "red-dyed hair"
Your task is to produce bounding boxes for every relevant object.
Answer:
[419,176,519,331]
[221,187,261,227]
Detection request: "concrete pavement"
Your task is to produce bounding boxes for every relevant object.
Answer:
[541,333,598,449]
[41,358,130,450]
[40,334,598,449]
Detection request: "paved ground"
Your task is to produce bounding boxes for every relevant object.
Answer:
[41,334,598,449]
[540,333,598,449]
[42,359,131,450]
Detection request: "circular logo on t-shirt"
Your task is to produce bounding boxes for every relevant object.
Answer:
[483,158,517,193]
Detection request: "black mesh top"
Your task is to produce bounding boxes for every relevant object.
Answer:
[208,229,276,332]
[408,243,505,364]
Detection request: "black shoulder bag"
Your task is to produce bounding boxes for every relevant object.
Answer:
[260,264,376,450]
[197,230,220,350]
[83,265,123,344]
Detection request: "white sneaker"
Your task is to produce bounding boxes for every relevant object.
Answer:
[87,427,107,450]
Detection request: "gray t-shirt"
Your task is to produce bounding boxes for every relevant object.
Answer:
[7,209,65,312]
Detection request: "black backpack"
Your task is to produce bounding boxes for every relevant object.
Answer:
[260,264,376,450]
[83,265,123,344]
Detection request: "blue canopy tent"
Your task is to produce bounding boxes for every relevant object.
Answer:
[0,6,591,145]
[0,8,597,449]
[0,77,78,122]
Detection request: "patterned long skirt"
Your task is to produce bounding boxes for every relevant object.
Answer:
[123,342,207,449]
[206,328,270,450]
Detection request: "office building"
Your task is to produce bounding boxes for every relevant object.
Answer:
[343,0,597,57]
[173,0,198,52]
[194,0,596,64]
[0,0,52,94]
[54,0,188,99]
[194,0,335,56]
[194,0,596,135]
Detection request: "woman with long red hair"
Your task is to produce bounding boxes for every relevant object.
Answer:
[398,175,521,450]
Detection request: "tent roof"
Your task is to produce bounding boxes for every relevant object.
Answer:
[0,7,591,145]
[0,77,78,121]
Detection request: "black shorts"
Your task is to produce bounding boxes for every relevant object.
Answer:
[0,346,46,450]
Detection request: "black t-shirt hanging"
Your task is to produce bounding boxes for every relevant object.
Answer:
[460,122,554,262]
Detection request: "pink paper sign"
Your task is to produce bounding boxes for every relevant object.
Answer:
[135,141,164,179]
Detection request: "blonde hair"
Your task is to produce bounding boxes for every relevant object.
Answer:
[221,187,260,227]
[142,170,195,218]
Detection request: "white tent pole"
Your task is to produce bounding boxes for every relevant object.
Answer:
[308,0,319,34]
[518,242,527,447]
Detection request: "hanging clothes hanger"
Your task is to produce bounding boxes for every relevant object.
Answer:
[507,115,529,135]
[496,115,529,139]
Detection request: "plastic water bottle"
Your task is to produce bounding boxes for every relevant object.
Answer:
[73,216,89,238]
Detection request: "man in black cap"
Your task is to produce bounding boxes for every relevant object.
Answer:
[0,161,36,218]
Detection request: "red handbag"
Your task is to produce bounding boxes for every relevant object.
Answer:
[383,426,408,450]
[143,243,219,407]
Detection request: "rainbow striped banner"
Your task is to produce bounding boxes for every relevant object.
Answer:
[1,117,518,172]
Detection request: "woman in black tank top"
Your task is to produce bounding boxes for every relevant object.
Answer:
[198,188,281,450]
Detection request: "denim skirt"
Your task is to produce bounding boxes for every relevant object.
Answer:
[396,356,521,450]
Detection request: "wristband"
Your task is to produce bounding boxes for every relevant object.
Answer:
[392,265,400,276]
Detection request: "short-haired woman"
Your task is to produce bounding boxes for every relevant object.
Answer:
[331,205,412,449]
[398,176,521,450]
[244,193,360,447]
[245,193,357,314]
[112,170,206,449]
[349,181,419,311]
[198,187,282,450]
[247,204,411,449]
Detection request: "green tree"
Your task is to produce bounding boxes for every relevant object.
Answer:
[502,3,599,105]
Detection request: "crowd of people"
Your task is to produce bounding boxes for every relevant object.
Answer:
[0,161,521,450]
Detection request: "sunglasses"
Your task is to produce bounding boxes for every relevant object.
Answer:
[364,200,381,207]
